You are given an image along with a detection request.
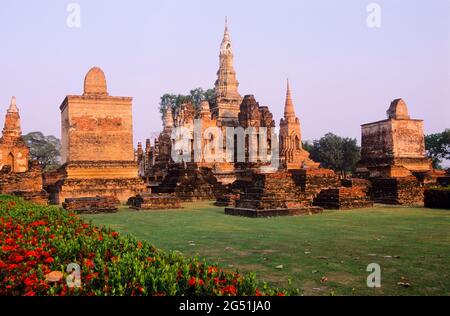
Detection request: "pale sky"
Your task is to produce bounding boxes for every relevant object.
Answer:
[0,0,449,145]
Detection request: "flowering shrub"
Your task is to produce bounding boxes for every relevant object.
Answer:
[0,196,287,296]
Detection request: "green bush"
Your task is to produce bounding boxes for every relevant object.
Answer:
[0,195,289,296]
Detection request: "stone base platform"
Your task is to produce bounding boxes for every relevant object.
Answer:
[154,164,227,202]
[313,187,373,210]
[129,193,182,210]
[225,207,323,218]
[370,176,424,205]
[44,161,147,204]
[62,196,119,214]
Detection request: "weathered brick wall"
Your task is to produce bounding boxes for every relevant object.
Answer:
[60,96,134,163]
[291,168,340,202]
[154,164,226,202]
[129,193,182,210]
[62,196,119,214]
[0,162,43,193]
[391,120,426,159]
[313,187,373,210]
[370,177,424,205]
[47,177,146,204]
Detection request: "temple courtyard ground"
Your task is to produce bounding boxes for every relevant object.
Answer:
[81,203,450,296]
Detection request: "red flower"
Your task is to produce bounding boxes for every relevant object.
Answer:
[26,250,38,258]
[45,257,54,264]
[23,291,36,296]
[208,266,218,274]
[9,254,24,263]
[255,288,262,296]
[85,259,95,269]
[198,279,205,286]
[188,277,197,287]
[222,285,237,296]
[1,245,16,252]
[86,273,99,281]
[277,292,286,296]
[24,276,37,287]
[111,232,120,238]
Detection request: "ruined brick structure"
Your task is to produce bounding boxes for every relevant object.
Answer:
[0,97,48,204]
[313,188,373,210]
[44,67,146,203]
[62,196,119,214]
[356,99,435,205]
[279,81,319,170]
[370,177,424,205]
[357,99,432,178]
[141,20,277,189]
[0,97,29,173]
[129,193,182,210]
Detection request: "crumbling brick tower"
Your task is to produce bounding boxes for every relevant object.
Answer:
[279,80,319,170]
[0,97,48,204]
[44,67,146,203]
[357,99,433,205]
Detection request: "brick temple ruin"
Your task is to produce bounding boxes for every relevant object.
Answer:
[357,99,444,205]
[137,20,376,216]
[1,19,445,213]
[0,97,48,204]
[44,67,146,204]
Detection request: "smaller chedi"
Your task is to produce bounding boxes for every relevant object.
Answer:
[0,97,29,172]
[0,97,48,204]
[279,80,319,170]
[44,67,146,203]
[357,98,432,178]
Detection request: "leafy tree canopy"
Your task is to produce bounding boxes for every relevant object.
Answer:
[23,132,61,171]
[158,88,214,121]
[425,129,450,169]
[309,133,361,176]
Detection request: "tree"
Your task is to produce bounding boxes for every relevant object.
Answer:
[309,133,360,176]
[158,88,214,120]
[425,129,450,169]
[23,132,61,171]
[341,137,361,175]
[302,141,314,153]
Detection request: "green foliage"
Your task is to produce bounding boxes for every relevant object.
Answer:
[158,88,215,120]
[23,132,61,171]
[0,196,287,296]
[309,133,360,176]
[83,202,450,296]
[302,141,314,153]
[425,129,450,169]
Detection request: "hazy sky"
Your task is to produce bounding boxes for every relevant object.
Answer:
[0,0,449,145]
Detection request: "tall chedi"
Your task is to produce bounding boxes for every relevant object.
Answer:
[0,97,30,172]
[279,80,318,170]
[211,18,243,125]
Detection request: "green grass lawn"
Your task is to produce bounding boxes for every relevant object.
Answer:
[81,203,450,296]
